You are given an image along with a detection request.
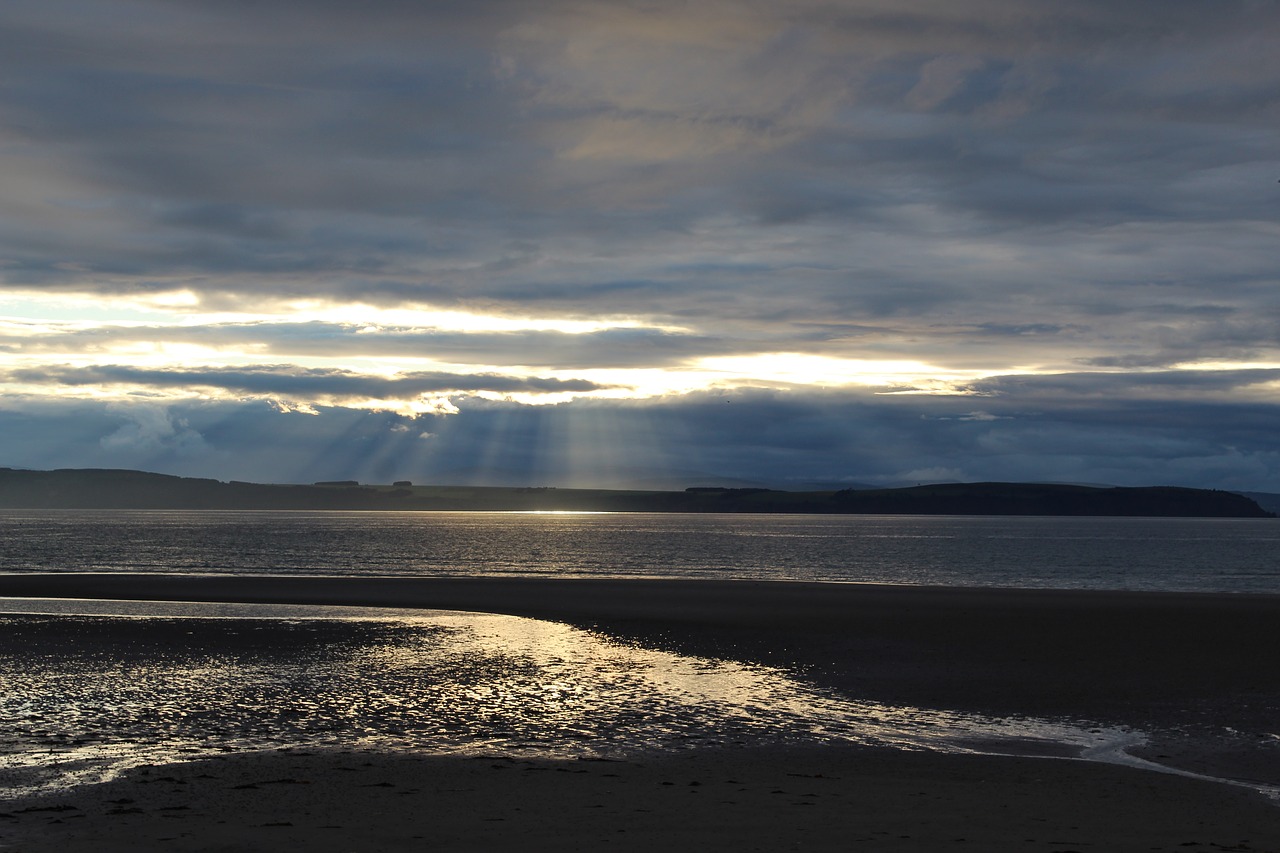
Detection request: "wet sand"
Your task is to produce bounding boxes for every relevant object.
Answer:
[3,574,1278,725]
[4,745,1280,852]
[1,573,1278,850]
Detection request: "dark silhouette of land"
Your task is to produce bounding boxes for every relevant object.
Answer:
[1239,490,1280,514]
[0,467,1272,517]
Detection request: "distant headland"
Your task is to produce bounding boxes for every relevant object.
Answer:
[0,468,1273,518]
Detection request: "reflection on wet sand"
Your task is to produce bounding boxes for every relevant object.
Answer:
[0,599,1172,799]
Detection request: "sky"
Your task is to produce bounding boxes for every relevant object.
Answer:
[2,0,1279,490]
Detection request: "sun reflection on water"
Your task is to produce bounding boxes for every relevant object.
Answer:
[0,600,1136,797]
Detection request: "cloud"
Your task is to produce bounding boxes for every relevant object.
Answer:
[100,405,209,456]
[3,0,1280,490]
[0,320,737,370]
[8,364,611,401]
[967,369,1280,401]
[4,0,1274,307]
[5,386,1280,491]
[906,54,988,110]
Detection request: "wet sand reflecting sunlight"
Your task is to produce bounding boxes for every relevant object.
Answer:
[0,600,1143,799]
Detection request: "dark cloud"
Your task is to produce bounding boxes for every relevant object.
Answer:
[5,387,1280,491]
[8,365,608,398]
[0,321,745,369]
[3,0,1275,307]
[968,369,1280,400]
[3,1,1280,489]
[952,323,1081,337]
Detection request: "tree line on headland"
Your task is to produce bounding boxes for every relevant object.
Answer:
[0,468,1273,517]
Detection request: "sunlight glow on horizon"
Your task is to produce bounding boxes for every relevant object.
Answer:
[1173,360,1280,372]
[7,292,1275,418]
[696,353,995,390]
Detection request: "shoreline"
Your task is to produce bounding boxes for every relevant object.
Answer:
[2,573,1278,721]
[2,574,1279,850]
[3,574,1279,736]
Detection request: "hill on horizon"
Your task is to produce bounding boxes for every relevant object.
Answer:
[0,467,1272,518]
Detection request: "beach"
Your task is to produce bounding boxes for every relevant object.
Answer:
[1,574,1278,851]
[5,744,1280,852]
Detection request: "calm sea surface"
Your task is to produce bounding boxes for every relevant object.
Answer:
[0,510,1277,592]
[2,511,1277,799]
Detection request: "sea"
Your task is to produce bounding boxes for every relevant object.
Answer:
[1,511,1278,798]
[1,509,1278,591]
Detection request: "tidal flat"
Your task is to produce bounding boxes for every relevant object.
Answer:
[1,576,1278,850]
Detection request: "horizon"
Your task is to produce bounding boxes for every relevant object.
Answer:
[3,1,1280,491]
[6,464,1279,500]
